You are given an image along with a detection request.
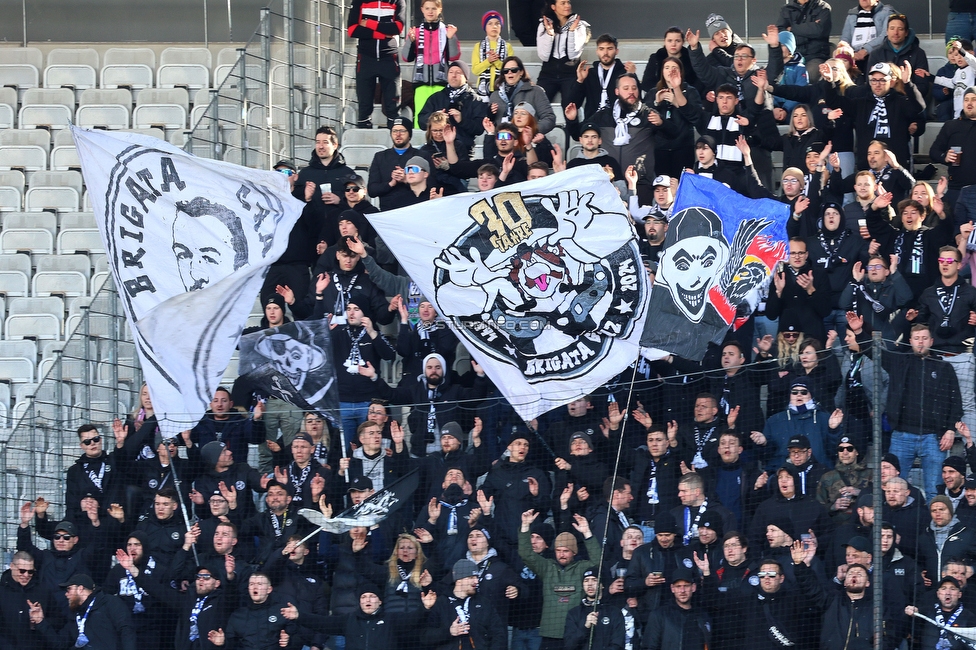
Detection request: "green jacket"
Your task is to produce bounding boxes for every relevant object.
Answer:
[518,528,601,639]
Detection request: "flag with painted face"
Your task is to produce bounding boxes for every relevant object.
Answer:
[72,126,303,435]
[640,173,789,361]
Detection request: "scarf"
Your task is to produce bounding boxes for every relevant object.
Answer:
[852,8,878,49]
[931,516,960,549]
[868,94,890,138]
[414,21,449,84]
[853,281,887,314]
[477,37,508,97]
[936,603,964,648]
[497,80,523,121]
[816,227,848,270]
[333,272,358,316]
[597,61,617,109]
[344,326,368,373]
[396,561,414,593]
[449,84,471,107]
[788,400,816,415]
[439,496,468,535]
[289,462,313,504]
[83,458,107,491]
[893,230,925,275]
[613,100,641,146]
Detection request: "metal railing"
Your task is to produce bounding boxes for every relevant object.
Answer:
[182,0,354,170]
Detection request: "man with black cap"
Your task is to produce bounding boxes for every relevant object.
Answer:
[756,376,844,473]
[642,565,711,650]
[828,493,876,574]
[748,464,831,562]
[279,582,435,649]
[565,120,623,179]
[688,512,725,569]
[907,576,976,650]
[564,567,625,650]
[553,430,610,511]
[414,422,491,504]
[32,573,135,650]
[956,475,976,525]
[422,558,507,650]
[190,440,270,521]
[940,456,970,511]
[399,155,441,206]
[631,196,669,274]
[135,433,194,518]
[367,118,430,211]
[104,531,169,650]
[690,134,768,199]
[817,435,872,522]
[0,550,63,648]
[881,522,921,614]
[418,61,489,154]
[17,503,97,596]
[625,512,691,623]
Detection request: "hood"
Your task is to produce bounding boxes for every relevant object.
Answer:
[0,569,38,590]
[887,29,919,54]
[773,463,807,500]
[308,150,348,170]
[576,147,611,159]
[818,201,847,236]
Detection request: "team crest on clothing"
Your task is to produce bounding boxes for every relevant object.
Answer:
[149,479,158,488]
[432,188,646,382]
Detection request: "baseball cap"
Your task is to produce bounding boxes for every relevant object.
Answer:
[292,432,314,446]
[845,536,870,553]
[652,175,672,188]
[452,559,479,581]
[579,120,600,136]
[869,62,892,78]
[59,574,94,589]
[787,435,811,449]
[348,475,374,492]
[54,521,77,536]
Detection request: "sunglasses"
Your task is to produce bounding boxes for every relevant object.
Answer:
[496,132,515,141]
[783,332,800,338]
[404,165,423,174]
[53,534,74,540]
[938,257,960,264]
[276,168,295,177]
[866,264,885,270]
[791,389,810,396]
[838,445,856,452]
[196,574,215,580]
[502,67,522,74]
[81,436,101,446]
[15,568,36,575]
[344,185,361,192]
[758,571,779,578]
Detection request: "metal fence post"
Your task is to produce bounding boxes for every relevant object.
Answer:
[872,331,884,650]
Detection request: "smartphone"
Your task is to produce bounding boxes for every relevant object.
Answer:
[801,533,812,549]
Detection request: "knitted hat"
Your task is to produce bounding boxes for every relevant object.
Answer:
[695,135,717,152]
[405,156,429,173]
[782,167,805,182]
[965,86,976,99]
[930,495,955,516]
[530,521,555,547]
[201,441,226,468]
[554,532,579,553]
[440,421,463,440]
[779,31,797,55]
[265,294,286,310]
[482,10,504,31]
[767,514,797,540]
[882,453,901,473]
[390,117,412,138]
[569,431,593,452]
[654,511,678,533]
[452,558,480,581]
[699,512,724,537]
[944,455,967,475]
[422,353,447,375]
[447,60,471,80]
[705,13,730,37]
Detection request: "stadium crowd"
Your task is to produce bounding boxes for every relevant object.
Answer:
[8,0,976,647]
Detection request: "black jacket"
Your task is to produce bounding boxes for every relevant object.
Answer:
[765,262,833,342]
[16,523,97,595]
[629,449,683,524]
[867,30,932,97]
[930,115,976,191]
[224,593,302,650]
[192,462,267,521]
[776,0,833,61]
[806,223,868,309]
[329,323,397,403]
[480,460,552,554]
[0,569,63,648]
[289,152,356,265]
[136,573,232,650]
[190,410,263,471]
[347,0,404,59]
[572,58,631,116]
[624,540,692,622]
[642,47,698,97]
[37,591,136,650]
[65,451,125,522]
[417,85,489,152]
[423,592,507,650]
[565,100,676,171]
[915,278,976,354]
[748,465,832,551]
[367,146,432,211]
[292,604,420,650]
[565,599,626,650]
[874,346,963,435]
[642,600,712,650]
[916,518,976,578]
[826,82,925,169]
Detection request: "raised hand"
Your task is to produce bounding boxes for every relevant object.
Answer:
[428,497,442,523]
[209,629,226,646]
[477,490,493,513]
[19,501,34,526]
[572,513,591,536]
[275,284,295,305]
[521,509,540,530]
[563,103,578,122]
[422,590,438,609]
[413,527,434,544]
[845,311,864,332]
[693,551,710,575]
[829,409,844,429]
[685,28,700,49]
[762,24,780,46]
[560,482,575,507]
[851,261,864,282]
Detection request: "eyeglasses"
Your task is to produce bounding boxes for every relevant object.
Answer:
[344,185,360,192]
[404,165,423,174]
[733,54,754,60]
[791,389,810,396]
[502,67,522,74]
[869,77,889,84]
[430,129,444,134]
[390,128,409,135]
[81,436,101,446]
[496,132,514,141]
[758,571,779,578]
[53,534,74,540]
[14,568,36,575]
[838,445,856,452]
[866,264,885,270]
[196,574,215,580]
[782,178,801,184]
[276,168,295,176]
[938,257,960,264]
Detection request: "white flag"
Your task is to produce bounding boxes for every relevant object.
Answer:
[365,166,649,421]
[72,126,303,435]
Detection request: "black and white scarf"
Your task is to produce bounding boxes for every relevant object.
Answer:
[438,496,468,535]
[289,462,312,504]
[893,231,925,275]
[868,94,890,138]
[596,62,618,109]
[613,100,642,146]
[344,326,368,369]
[477,37,508,98]
[396,562,413,592]
[333,272,358,316]
[413,22,449,85]
[497,80,523,122]
[448,83,471,105]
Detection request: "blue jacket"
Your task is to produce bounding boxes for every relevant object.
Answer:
[774,60,809,112]
[762,407,842,472]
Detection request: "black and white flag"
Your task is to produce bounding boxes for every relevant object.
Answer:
[72,126,303,435]
[299,470,419,534]
[238,319,341,425]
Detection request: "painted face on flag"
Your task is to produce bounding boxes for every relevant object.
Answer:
[172,198,249,292]
[658,208,730,323]
[509,245,568,300]
[255,331,326,391]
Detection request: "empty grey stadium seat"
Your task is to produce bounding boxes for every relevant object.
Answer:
[19,87,75,130]
[32,254,91,298]
[101,48,155,96]
[0,252,32,298]
[0,47,43,101]
[0,340,38,384]
[25,170,83,213]
[0,212,57,254]
[77,88,132,130]
[5,296,64,340]
[44,48,98,101]
[133,87,189,131]
[0,170,25,212]
[0,87,18,129]
[158,47,211,93]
